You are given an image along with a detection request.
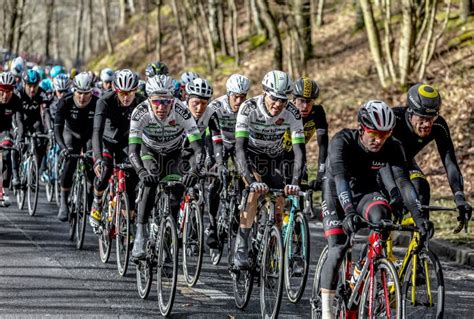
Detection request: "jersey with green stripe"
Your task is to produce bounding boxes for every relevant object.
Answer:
[129,99,201,154]
[235,95,304,156]
[209,95,237,146]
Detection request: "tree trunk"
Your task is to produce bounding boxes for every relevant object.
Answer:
[101,0,114,54]
[316,0,325,27]
[171,0,188,66]
[294,0,313,63]
[75,0,84,66]
[45,0,55,59]
[87,0,93,56]
[257,0,283,69]
[53,2,60,60]
[155,0,162,60]
[460,0,472,22]
[217,2,229,55]
[185,0,211,69]
[251,0,266,36]
[6,0,18,53]
[383,0,397,82]
[228,0,239,65]
[354,0,364,31]
[141,0,150,52]
[208,0,221,48]
[197,0,217,70]
[128,0,136,14]
[119,0,129,27]
[398,0,414,87]
[359,0,387,88]
[14,0,25,54]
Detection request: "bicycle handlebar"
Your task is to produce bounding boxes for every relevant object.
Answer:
[363,219,417,233]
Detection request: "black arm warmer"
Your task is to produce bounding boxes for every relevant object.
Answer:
[235,137,255,185]
[292,142,306,185]
[391,164,422,219]
[128,143,143,174]
[334,174,356,215]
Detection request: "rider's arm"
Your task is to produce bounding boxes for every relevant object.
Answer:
[54,98,67,150]
[391,164,423,219]
[14,107,24,141]
[234,102,256,185]
[289,109,306,185]
[209,113,224,165]
[92,97,107,161]
[434,118,466,203]
[128,106,146,174]
[315,105,329,176]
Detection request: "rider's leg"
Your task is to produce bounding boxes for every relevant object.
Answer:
[57,134,79,222]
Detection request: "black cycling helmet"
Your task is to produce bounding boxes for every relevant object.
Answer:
[407,83,441,117]
[145,61,169,77]
[293,77,319,99]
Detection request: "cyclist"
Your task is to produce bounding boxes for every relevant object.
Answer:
[9,57,25,88]
[129,74,205,259]
[50,74,71,120]
[55,72,97,222]
[179,71,200,101]
[50,65,66,79]
[15,70,52,187]
[0,72,23,195]
[99,68,115,93]
[233,70,305,269]
[284,77,328,190]
[319,101,432,319]
[182,77,224,248]
[89,69,145,229]
[384,83,472,225]
[207,74,251,247]
[145,61,169,78]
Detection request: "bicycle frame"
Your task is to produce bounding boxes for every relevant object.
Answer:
[283,194,307,257]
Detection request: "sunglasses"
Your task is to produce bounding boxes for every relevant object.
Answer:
[268,94,288,103]
[363,126,392,140]
[76,90,92,95]
[150,98,174,106]
[115,89,137,97]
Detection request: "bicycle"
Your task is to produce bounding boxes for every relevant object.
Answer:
[134,175,180,317]
[282,191,310,304]
[211,168,242,266]
[67,152,93,250]
[44,134,61,206]
[311,219,403,319]
[386,205,459,319]
[15,133,49,216]
[230,188,284,319]
[96,162,133,276]
[0,144,15,207]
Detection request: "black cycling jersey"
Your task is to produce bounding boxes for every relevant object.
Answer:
[326,128,421,218]
[17,87,51,132]
[0,93,23,135]
[391,107,464,196]
[54,93,97,151]
[92,90,145,161]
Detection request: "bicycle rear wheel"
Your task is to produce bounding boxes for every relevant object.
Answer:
[99,193,112,262]
[260,225,284,319]
[27,156,39,216]
[359,258,401,318]
[182,200,203,287]
[402,248,444,319]
[116,192,130,276]
[76,173,88,250]
[136,259,153,299]
[284,211,310,303]
[211,202,227,265]
[54,155,62,207]
[157,215,178,317]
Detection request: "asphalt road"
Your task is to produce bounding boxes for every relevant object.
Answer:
[0,188,473,318]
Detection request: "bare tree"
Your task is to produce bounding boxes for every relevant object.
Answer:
[5,0,18,53]
[217,2,229,55]
[45,0,55,58]
[155,0,162,60]
[196,0,217,70]
[14,0,26,54]
[398,0,414,86]
[293,0,313,65]
[208,0,221,48]
[251,0,266,36]
[257,0,283,69]
[75,0,84,66]
[101,0,114,54]
[228,0,239,65]
[316,0,325,27]
[119,0,130,27]
[171,0,188,66]
[460,0,472,22]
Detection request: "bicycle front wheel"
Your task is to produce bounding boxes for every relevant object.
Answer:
[136,259,153,299]
[402,248,444,319]
[76,173,88,250]
[115,192,130,276]
[27,156,39,216]
[359,258,402,319]
[284,211,310,303]
[182,200,203,287]
[260,225,284,319]
[98,192,112,262]
[157,215,178,317]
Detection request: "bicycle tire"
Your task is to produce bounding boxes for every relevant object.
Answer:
[68,179,78,241]
[54,156,62,207]
[284,211,310,303]
[16,155,27,210]
[136,259,153,299]
[182,199,203,287]
[260,225,284,319]
[99,192,112,262]
[227,197,239,266]
[402,248,444,319]
[76,172,88,250]
[359,258,402,318]
[211,202,227,266]
[27,156,39,216]
[116,192,130,276]
[157,215,178,317]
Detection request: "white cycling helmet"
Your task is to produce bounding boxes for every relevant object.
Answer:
[0,72,16,87]
[146,74,174,97]
[262,70,293,99]
[10,57,25,77]
[186,78,213,99]
[54,74,72,92]
[73,72,94,92]
[113,69,139,91]
[358,100,395,131]
[226,74,251,95]
[100,68,115,82]
[180,71,200,85]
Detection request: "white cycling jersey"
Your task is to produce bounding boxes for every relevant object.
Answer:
[209,95,236,146]
[235,95,305,155]
[129,99,201,154]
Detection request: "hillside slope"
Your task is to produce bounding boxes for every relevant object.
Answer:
[87,3,474,197]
